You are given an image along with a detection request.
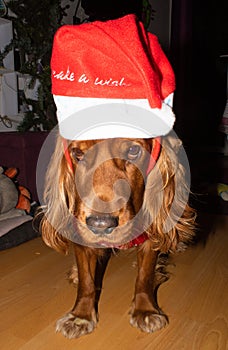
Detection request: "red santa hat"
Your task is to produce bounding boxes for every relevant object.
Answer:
[51,14,175,140]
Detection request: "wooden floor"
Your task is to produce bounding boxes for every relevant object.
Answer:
[1,214,228,350]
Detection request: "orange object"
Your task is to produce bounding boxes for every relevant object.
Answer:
[16,185,31,212]
[4,167,31,213]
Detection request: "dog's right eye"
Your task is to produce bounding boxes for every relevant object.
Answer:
[71,148,84,162]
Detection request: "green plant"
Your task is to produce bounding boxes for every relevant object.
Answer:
[4,0,73,131]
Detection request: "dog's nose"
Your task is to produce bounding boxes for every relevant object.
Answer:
[86,215,118,235]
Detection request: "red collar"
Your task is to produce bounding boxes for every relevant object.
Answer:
[116,232,149,250]
[63,137,161,250]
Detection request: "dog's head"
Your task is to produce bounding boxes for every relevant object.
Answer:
[37,134,195,253]
[67,137,153,247]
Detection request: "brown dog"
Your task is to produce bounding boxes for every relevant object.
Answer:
[36,133,195,339]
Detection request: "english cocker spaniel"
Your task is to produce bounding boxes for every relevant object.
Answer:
[36,132,196,339]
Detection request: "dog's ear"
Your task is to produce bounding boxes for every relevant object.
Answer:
[39,209,69,254]
[143,135,196,253]
[35,136,75,254]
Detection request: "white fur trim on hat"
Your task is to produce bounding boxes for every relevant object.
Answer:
[54,94,175,140]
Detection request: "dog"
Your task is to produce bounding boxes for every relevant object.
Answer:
[35,132,196,339]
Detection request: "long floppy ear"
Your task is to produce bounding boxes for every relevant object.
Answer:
[35,135,76,254]
[143,135,196,253]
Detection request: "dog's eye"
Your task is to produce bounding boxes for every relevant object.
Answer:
[71,148,84,162]
[127,145,141,161]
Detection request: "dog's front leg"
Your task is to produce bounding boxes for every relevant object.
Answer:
[56,244,98,339]
[130,241,168,333]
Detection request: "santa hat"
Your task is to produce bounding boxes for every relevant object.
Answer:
[51,14,175,140]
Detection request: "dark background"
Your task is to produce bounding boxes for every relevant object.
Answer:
[171,0,228,151]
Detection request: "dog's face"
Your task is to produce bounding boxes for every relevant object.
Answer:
[40,133,194,255]
[68,138,153,247]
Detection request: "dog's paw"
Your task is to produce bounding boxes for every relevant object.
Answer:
[130,311,168,333]
[56,312,96,339]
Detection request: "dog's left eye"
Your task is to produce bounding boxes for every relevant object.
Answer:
[71,148,84,162]
[127,145,141,161]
